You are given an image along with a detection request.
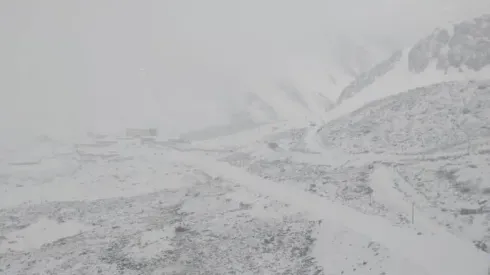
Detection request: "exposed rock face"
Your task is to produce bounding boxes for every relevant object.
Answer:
[409,14,490,73]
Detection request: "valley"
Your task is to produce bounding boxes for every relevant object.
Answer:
[2,11,490,275]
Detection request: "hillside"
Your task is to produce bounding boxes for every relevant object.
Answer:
[314,79,490,258]
[321,80,490,155]
[337,14,490,104]
[178,81,339,141]
[176,34,392,141]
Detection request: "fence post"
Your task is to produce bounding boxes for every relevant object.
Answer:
[411,202,415,224]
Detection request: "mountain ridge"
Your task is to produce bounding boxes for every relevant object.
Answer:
[337,13,490,105]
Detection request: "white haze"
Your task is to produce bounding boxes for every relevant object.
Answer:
[1,0,489,140]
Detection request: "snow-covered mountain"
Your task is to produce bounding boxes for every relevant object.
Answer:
[337,14,490,104]
[178,14,490,141]
[178,49,388,141]
[321,80,490,154]
[178,79,340,141]
[309,15,490,269]
[176,31,396,141]
[239,36,392,123]
[315,78,490,270]
[325,33,394,79]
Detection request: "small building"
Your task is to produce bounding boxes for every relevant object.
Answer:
[125,128,158,138]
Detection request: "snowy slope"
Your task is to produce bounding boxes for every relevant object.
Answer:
[313,78,490,269]
[321,80,490,154]
[177,42,386,141]
[241,34,390,124]
[337,14,490,104]
[325,32,393,79]
[232,74,345,122]
[228,36,392,125]
[192,13,490,143]
[177,84,338,142]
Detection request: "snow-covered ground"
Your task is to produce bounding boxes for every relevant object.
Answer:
[0,137,324,274]
[2,113,489,274]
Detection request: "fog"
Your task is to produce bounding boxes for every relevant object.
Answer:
[1,0,489,140]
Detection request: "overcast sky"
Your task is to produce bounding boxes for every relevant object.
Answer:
[1,0,489,139]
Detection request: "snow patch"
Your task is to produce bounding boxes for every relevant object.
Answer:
[124,228,175,259]
[0,218,90,253]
